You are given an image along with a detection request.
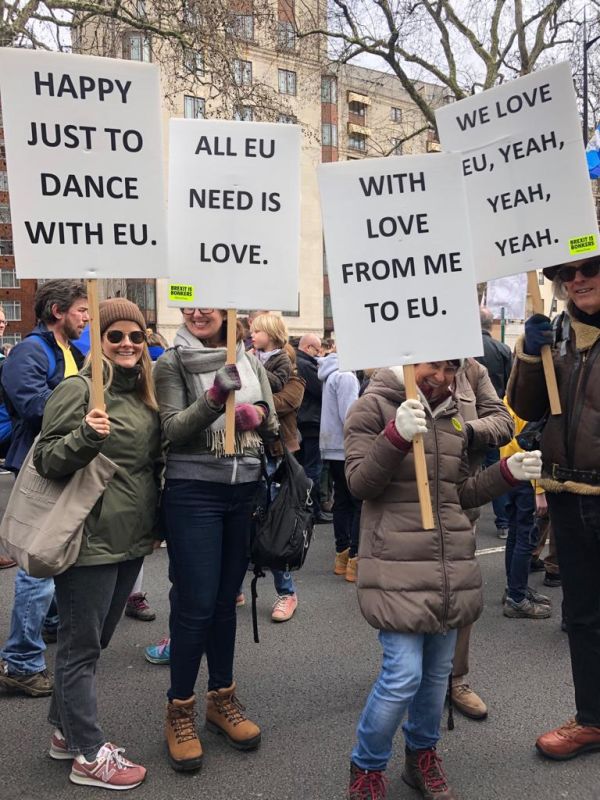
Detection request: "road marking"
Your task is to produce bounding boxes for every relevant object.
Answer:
[476,546,506,556]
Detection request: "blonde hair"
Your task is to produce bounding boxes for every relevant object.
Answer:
[250,313,289,349]
[83,343,159,412]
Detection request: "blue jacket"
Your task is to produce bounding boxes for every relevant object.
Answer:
[1,325,84,471]
[318,353,359,461]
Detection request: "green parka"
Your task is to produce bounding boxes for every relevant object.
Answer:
[33,368,163,566]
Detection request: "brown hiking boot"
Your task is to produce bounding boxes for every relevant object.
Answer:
[334,548,350,575]
[348,762,387,799]
[0,659,53,697]
[402,747,458,799]
[536,719,600,760]
[205,682,261,750]
[165,695,203,772]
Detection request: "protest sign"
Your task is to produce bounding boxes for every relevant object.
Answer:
[436,62,599,283]
[486,274,527,321]
[167,119,301,310]
[317,153,482,373]
[0,48,167,280]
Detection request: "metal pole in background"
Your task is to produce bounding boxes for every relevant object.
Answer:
[500,306,506,344]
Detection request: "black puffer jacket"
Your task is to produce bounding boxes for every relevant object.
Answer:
[296,349,322,437]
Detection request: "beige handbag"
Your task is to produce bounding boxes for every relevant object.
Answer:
[0,378,117,577]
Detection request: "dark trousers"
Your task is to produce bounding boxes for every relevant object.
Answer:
[547,492,600,725]
[485,447,509,529]
[163,479,258,700]
[49,558,143,759]
[297,435,322,517]
[504,482,537,603]
[328,460,361,557]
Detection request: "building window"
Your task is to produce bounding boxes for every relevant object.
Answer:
[321,76,337,104]
[123,32,151,62]
[391,138,403,154]
[0,333,21,346]
[234,106,254,122]
[551,297,558,313]
[348,133,367,152]
[183,0,202,26]
[230,14,254,41]
[0,138,5,160]
[135,0,147,18]
[324,293,332,318]
[348,100,366,117]
[278,69,297,96]
[0,239,13,256]
[184,95,205,119]
[2,300,20,321]
[233,59,252,86]
[0,171,8,191]
[0,204,10,223]
[278,21,296,50]
[390,106,403,122]
[0,269,19,288]
[184,49,204,76]
[322,123,338,147]
[278,114,297,124]
[282,294,300,317]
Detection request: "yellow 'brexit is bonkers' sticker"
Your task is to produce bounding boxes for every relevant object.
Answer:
[169,284,194,302]
[451,418,462,432]
[568,235,597,256]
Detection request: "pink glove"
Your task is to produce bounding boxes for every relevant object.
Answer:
[206,364,241,407]
[234,403,265,431]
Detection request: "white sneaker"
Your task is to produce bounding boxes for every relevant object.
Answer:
[70,742,146,790]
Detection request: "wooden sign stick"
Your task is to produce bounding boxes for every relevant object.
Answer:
[403,364,435,530]
[86,279,104,410]
[224,308,237,456]
[526,271,561,415]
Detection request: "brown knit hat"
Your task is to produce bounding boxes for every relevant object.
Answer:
[99,298,146,335]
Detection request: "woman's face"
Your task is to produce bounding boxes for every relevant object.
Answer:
[102,321,146,368]
[414,361,458,400]
[182,308,225,344]
[562,258,600,315]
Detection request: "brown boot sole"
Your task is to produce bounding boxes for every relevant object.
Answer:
[205,720,261,750]
[166,745,203,772]
[536,740,600,761]
[452,702,488,721]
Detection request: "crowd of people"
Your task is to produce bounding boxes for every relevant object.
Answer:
[0,253,598,797]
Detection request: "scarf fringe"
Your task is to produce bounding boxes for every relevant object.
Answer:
[208,429,263,457]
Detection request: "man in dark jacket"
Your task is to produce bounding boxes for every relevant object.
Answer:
[475,307,513,539]
[296,333,331,523]
[0,280,87,697]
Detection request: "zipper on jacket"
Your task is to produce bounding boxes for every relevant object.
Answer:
[432,420,450,633]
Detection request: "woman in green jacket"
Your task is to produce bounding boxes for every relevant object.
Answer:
[33,298,162,792]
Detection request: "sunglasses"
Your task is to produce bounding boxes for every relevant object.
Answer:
[557,261,600,283]
[181,308,215,316]
[105,330,146,345]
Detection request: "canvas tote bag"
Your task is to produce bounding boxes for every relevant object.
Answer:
[0,376,117,577]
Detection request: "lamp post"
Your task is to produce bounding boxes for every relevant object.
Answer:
[583,13,600,143]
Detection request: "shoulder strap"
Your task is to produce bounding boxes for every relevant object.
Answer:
[29,334,57,379]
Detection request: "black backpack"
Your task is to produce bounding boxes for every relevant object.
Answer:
[250,445,314,642]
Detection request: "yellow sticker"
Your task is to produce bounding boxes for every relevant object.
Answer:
[451,417,462,432]
[569,234,597,256]
[169,284,194,302]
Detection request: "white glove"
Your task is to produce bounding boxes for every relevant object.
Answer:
[394,399,428,442]
[506,450,543,481]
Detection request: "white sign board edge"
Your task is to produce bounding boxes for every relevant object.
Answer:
[0,48,167,279]
[317,152,483,373]
[167,119,301,311]
[436,62,600,282]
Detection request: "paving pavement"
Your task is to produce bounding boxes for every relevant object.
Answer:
[1,471,599,799]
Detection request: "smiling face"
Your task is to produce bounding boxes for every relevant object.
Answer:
[414,361,458,400]
[102,321,145,369]
[182,308,226,345]
[563,258,600,315]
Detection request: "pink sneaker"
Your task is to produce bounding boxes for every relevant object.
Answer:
[70,742,146,790]
[49,729,73,760]
[271,593,298,623]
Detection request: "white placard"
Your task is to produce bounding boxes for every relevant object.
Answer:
[167,119,300,310]
[485,274,527,320]
[317,154,482,372]
[436,62,599,282]
[0,48,167,279]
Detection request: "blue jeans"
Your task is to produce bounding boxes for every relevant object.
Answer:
[485,448,509,529]
[163,478,258,700]
[0,569,57,675]
[352,629,457,771]
[504,482,536,603]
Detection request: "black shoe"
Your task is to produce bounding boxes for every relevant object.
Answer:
[530,558,545,572]
[561,617,568,632]
[313,511,333,524]
[543,572,562,587]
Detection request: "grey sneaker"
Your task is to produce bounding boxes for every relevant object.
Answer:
[502,587,552,606]
[496,528,508,540]
[503,597,552,619]
[0,659,53,696]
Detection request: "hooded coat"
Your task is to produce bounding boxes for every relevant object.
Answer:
[344,368,513,634]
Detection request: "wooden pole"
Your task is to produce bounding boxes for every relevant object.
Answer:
[527,271,561,415]
[224,308,237,456]
[86,279,104,410]
[403,364,435,530]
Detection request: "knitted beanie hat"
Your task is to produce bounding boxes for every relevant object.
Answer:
[99,298,146,335]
